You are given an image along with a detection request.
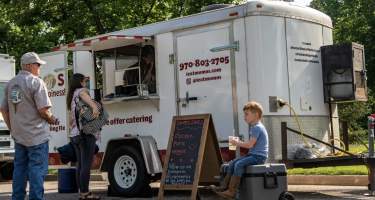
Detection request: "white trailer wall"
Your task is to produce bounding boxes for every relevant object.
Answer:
[286,19,326,116]
[245,16,338,160]
[246,16,290,116]
[233,18,250,140]
[0,56,15,81]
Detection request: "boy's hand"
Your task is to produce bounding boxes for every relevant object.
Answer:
[229,138,239,146]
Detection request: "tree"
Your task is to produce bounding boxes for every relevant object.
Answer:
[0,0,243,70]
[311,0,375,91]
[311,0,375,133]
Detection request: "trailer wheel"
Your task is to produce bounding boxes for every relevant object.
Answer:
[108,146,149,196]
[0,162,13,180]
[279,192,295,200]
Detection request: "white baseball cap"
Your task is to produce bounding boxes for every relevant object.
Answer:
[21,52,46,65]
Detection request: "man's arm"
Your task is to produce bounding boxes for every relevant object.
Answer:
[0,108,11,130]
[33,79,56,124]
[38,107,57,125]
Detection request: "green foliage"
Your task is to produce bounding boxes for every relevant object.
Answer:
[338,89,375,130]
[311,0,375,91]
[348,129,368,145]
[311,0,375,133]
[0,0,243,70]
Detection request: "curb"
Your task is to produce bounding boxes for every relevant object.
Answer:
[288,175,368,186]
[44,174,368,187]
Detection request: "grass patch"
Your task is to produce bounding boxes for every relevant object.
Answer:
[288,144,369,175]
[347,144,368,154]
[288,166,368,175]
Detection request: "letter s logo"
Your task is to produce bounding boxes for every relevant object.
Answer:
[57,74,64,86]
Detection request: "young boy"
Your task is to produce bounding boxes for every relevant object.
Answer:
[217,101,269,199]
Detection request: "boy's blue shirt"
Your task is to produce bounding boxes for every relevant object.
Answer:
[248,121,269,158]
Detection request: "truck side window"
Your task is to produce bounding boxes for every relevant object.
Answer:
[98,44,157,99]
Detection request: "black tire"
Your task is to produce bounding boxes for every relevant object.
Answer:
[0,162,13,180]
[279,191,295,200]
[108,146,149,196]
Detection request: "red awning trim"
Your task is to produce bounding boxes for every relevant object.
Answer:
[52,35,150,51]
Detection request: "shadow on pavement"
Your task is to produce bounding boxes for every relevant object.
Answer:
[341,190,375,198]
[293,191,371,200]
[0,187,372,200]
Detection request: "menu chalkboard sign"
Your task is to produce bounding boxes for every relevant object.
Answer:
[158,114,222,200]
[165,119,204,185]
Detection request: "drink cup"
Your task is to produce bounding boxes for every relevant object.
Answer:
[228,136,239,151]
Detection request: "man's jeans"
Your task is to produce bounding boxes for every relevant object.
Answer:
[12,141,49,200]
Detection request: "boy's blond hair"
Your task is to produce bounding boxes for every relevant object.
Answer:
[243,101,263,119]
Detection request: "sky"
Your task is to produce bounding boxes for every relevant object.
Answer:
[293,0,313,6]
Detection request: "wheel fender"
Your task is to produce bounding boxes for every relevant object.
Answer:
[137,136,163,175]
[100,136,162,175]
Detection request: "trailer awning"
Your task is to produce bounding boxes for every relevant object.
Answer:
[52,35,152,51]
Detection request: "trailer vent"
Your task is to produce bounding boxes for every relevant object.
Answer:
[201,4,233,12]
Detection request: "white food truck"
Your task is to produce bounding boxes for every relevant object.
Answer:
[40,0,343,195]
[0,54,15,180]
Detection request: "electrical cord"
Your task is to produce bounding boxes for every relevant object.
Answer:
[277,98,350,158]
[277,99,310,147]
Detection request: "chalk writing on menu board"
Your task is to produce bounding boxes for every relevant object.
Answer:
[165,119,204,185]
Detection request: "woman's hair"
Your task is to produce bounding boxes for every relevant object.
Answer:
[67,73,86,110]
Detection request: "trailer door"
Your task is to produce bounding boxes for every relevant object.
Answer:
[176,23,235,139]
[39,51,69,154]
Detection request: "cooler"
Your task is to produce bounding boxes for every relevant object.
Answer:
[58,167,78,193]
[239,163,291,200]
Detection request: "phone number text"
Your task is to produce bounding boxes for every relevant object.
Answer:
[179,56,229,71]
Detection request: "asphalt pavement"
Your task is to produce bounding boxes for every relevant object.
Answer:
[0,181,374,200]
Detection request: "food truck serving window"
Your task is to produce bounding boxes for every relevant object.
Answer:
[96,44,156,99]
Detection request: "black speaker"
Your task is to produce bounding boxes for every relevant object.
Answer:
[321,42,367,103]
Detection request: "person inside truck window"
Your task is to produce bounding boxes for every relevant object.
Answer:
[122,45,156,96]
[212,101,269,199]
[140,45,156,94]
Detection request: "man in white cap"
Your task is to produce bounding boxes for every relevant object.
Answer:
[0,52,57,200]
